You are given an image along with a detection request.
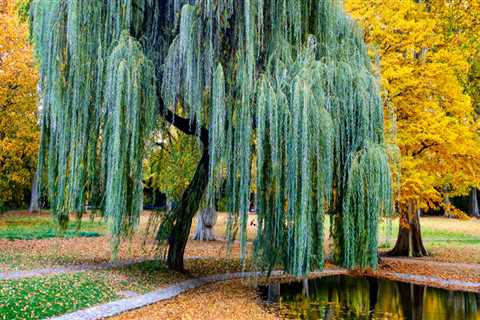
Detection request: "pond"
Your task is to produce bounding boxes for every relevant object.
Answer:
[259,275,480,319]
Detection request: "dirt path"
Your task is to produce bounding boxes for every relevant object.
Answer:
[382,256,480,271]
[0,259,148,280]
[374,256,480,292]
[0,256,207,280]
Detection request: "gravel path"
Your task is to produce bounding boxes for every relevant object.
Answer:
[45,266,480,320]
[382,256,480,271]
[1,255,478,282]
[0,259,149,280]
[1,255,479,319]
[0,257,480,320]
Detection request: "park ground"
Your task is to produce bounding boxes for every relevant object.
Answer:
[0,211,479,319]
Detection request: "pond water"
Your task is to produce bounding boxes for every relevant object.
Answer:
[259,275,480,319]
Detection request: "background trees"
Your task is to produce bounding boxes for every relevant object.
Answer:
[144,131,200,204]
[0,0,38,211]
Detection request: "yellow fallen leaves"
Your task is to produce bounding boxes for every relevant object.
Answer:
[110,280,278,320]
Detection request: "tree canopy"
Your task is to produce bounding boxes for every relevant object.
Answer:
[346,0,480,213]
[0,1,39,211]
[30,0,392,275]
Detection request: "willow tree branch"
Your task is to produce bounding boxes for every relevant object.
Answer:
[158,97,209,146]
[411,142,438,157]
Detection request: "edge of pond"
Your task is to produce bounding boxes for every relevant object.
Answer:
[369,270,480,293]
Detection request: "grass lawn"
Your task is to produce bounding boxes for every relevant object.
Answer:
[0,273,117,320]
[0,211,106,240]
[0,257,249,320]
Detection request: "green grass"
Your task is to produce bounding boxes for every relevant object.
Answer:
[0,260,180,319]
[0,214,106,240]
[0,258,247,319]
[377,217,480,247]
[0,273,117,320]
[421,228,480,241]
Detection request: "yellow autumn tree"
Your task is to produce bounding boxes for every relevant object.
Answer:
[429,0,480,218]
[345,0,480,256]
[0,0,39,211]
[430,0,480,114]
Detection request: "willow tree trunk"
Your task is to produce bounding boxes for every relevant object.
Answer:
[469,188,480,218]
[166,150,209,271]
[388,201,428,257]
[157,99,210,271]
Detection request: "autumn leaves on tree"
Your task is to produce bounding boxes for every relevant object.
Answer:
[346,0,480,256]
[0,1,38,212]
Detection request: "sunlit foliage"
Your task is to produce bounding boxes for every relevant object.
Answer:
[144,131,201,202]
[346,0,480,213]
[0,0,39,211]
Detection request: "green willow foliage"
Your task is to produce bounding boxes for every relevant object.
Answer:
[31,0,392,275]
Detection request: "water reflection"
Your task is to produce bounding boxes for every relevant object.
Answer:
[259,275,480,319]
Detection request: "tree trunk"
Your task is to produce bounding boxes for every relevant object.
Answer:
[444,194,452,218]
[165,150,209,271]
[156,97,210,272]
[469,188,480,218]
[194,207,217,241]
[267,282,281,302]
[28,171,40,213]
[388,201,428,257]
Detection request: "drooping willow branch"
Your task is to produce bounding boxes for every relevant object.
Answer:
[31,0,394,276]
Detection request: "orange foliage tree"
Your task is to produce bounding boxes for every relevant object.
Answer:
[346,0,480,256]
[0,0,38,211]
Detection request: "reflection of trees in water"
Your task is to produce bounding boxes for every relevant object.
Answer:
[423,287,479,320]
[375,279,405,318]
[271,276,480,319]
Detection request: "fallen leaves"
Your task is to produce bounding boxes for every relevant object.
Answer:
[110,280,278,320]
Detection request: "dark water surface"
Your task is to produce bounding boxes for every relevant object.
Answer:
[259,275,480,319]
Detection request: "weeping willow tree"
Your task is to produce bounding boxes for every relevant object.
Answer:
[30,0,392,275]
